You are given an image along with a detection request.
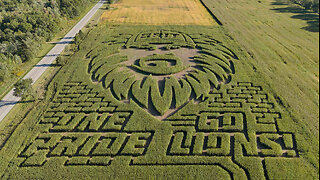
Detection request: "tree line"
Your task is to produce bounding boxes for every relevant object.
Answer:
[0,0,96,82]
[291,0,319,13]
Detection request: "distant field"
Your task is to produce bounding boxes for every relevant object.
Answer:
[100,0,218,25]
[201,0,319,136]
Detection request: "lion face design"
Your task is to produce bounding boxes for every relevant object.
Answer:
[87,30,238,118]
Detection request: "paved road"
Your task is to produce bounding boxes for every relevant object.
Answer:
[0,0,106,122]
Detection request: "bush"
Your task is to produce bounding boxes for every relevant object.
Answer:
[74,30,86,45]
[56,56,68,66]
[13,78,34,99]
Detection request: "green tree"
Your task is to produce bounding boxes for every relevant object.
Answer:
[0,62,8,82]
[74,30,85,45]
[56,55,68,66]
[0,0,97,68]
[13,78,34,100]
[18,22,33,33]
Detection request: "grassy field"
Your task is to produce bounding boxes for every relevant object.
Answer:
[100,0,218,25]
[0,0,318,179]
[201,0,319,138]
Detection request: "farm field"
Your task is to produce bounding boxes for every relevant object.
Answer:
[100,0,218,25]
[201,0,319,138]
[0,0,319,179]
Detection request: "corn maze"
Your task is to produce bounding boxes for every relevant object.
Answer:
[17,81,151,166]
[88,30,237,117]
[0,27,311,179]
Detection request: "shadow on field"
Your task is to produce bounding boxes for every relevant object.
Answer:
[34,64,60,68]
[271,1,319,32]
[0,100,33,108]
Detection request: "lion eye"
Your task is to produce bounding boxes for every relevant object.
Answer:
[132,54,188,76]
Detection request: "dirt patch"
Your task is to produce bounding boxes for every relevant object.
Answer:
[120,45,201,80]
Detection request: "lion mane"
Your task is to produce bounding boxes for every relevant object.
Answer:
[87,30,238,116]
